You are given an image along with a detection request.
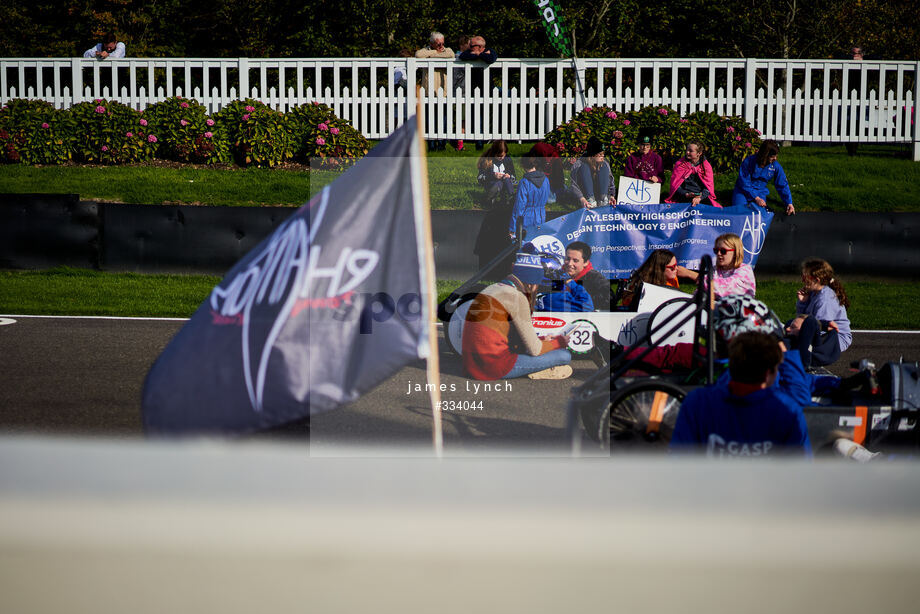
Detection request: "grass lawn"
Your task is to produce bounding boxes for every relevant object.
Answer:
[2,143,918,212]
[2,268,917,330]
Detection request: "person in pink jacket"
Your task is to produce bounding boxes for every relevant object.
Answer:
[665,140,721,207]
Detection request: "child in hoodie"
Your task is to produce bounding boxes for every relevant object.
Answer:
[508,155,551,238]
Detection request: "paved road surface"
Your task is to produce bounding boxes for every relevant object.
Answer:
[1,316,918,449]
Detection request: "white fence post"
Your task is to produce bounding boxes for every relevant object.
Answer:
[914,61,920,161]
[71,58,84,105]
[744,57,756,127]
[406,57,417,120]
[238,58,249,101]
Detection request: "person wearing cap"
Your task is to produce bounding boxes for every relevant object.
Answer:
[462,247,573,380]
[571,136,614,208]
[624,135,664,184]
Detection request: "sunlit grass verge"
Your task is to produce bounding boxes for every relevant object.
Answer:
[1,268,917,330]
[0,268,460,320]
[2,144,918,212]
[0,268,220,317]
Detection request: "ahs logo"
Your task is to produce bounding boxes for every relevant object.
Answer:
[208,189,379,413]
[740,210,767,259]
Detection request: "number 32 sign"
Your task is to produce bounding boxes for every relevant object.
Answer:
[616,176,661,206]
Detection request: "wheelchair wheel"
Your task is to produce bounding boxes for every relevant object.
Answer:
[647,297,703,346]
[604,380,686,449]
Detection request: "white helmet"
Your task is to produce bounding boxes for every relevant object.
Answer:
[713,294,783,345]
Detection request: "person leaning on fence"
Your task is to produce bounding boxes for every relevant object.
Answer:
[83,33,126,59]
[462,245,572,380]
[624,135,664,184]
[665,140,720,207]
[416,31,454,151]
[508,154,551,238]
[458,35,498,151]
[452,35,471,151]
[731,140,795,215]
[571,136,614,208]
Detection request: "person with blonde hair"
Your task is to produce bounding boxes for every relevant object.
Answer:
[785,258,852,369]
[681,233,755,299]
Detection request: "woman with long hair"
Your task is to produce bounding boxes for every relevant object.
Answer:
[732,139,796,215]
[618,249,681,308]
[571,136,614,208]
[785,258,852,369]
[477,139,516,205]
[665,140,720,207]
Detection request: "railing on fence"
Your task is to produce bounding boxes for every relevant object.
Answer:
[2,56,918,158]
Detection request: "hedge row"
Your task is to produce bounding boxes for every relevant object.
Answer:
[0,97,369,168]
[544,105,763,175]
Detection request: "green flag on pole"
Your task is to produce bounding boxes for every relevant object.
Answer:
[534,0,572,57]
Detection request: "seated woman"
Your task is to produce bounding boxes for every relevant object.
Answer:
[623,135,664,185]
[785,258,852,369]
[732,139,796,215]
[681,233,755,299]
[462,246,572,380]
[618,249,684,309]
[664,140,721,207]
[571,136,614,208]
[477,140,516,206]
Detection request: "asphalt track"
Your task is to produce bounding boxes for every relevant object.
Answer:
[1,315,918,449]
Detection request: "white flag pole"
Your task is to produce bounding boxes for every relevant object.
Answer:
[414,102,444,457]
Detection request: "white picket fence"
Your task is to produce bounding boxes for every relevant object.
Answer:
[2,56,919,158]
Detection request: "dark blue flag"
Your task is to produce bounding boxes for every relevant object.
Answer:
[142,117,433,435]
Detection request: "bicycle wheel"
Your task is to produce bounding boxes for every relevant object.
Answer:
[606,380,686,449]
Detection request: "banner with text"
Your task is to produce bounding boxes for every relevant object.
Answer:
[525,203,773,279]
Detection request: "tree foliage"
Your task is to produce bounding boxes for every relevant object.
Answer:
[0,0,916,60]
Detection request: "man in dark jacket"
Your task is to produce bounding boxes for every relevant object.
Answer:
[563,241,611,310]
[458,36,498,150]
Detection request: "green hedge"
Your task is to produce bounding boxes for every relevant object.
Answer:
[544,105,763,175]
[0,98,368,169]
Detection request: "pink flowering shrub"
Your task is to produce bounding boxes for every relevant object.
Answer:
[545,104,761,176]
[286,101,368,169]
[0,96,367,169]
[68,99,154,163]
[144,96,230,163]
[685,111,761,172]
[0,99,75,164]
[214,99,293,167]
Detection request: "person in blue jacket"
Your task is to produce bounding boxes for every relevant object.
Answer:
[535,278,595,312]
[508,154,551,237]
[731,140,796,216]
[670,330,812,458]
